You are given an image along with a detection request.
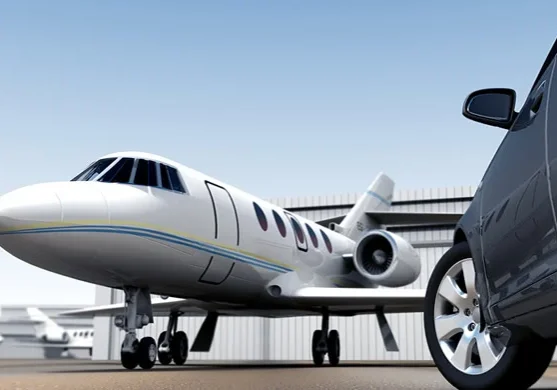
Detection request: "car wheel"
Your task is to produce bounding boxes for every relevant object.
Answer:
[424,241,555,389]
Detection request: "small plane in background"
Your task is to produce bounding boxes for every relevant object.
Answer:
[0,152,463,370]
[14,308,94,356]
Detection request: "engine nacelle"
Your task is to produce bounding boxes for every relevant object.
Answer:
[40,330,70,343]
[352,229,421,288]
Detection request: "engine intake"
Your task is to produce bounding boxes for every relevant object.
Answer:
[353,230,421,288]
[40,330,70,343]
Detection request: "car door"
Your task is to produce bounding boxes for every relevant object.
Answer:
[481,47,557,322]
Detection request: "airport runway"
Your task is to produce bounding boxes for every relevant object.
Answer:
[1,360,557,389]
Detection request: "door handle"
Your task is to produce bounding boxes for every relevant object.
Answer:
[530,92,543,114]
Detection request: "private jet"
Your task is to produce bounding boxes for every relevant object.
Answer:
[0,152,462,370]
[17,308,94,356]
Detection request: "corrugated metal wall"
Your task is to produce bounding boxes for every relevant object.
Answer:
[98,186,477,361]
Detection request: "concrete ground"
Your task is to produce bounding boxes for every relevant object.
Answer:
[0,360,557,389]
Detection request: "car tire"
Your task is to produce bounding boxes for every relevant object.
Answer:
[424,241,556,389]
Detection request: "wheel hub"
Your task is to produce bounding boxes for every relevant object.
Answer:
[433,258,507,375]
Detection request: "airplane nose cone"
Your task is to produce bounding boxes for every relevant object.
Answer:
[0,184,62,230]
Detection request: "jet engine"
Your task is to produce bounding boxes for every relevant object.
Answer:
[40,329,70,343]
[352,230,421,288]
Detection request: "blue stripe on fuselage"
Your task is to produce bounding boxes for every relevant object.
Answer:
[0,225,292,274]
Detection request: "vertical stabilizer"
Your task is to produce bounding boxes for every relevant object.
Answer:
[335,172,395,241]
[27,307,63,338]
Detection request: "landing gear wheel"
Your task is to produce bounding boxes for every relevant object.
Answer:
[312,330,325,366]
[424,241,556,389]
[327,330,340,366]
[120,339,139,370]
[171,330,188,365]
[157,331,173,365]
[137,337,157,370]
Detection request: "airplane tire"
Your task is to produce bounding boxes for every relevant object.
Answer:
[138,337,157,370]
[157,331,173,365]
[311,330,325,366]
[424,241,556,389]
[171,331,188,365]
[327,330,340,366]
[120,339,139,370]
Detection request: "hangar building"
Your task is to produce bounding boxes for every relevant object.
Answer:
[91,185,475,362]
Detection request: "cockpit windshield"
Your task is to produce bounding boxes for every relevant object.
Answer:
[71,158,116,182]
[71,156,187,194]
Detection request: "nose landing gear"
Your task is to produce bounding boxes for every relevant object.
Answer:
[115,286,157,370]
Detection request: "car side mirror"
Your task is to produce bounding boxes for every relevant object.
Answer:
[462,88,517,129]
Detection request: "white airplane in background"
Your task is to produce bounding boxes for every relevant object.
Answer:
[14,308,94,356]
[0,151,462,370]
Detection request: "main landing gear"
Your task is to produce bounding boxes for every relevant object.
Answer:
[156,311,189,366]
[312,311,340,366]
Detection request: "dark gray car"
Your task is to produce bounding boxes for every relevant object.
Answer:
[424,38,557,389]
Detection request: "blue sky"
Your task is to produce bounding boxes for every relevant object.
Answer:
[1,1,556,305]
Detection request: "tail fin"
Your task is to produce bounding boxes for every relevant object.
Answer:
[26,307,62,337]
[335,172,395,241]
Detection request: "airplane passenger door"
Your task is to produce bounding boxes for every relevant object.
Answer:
[284,212,308,252]
[198,182,239,285]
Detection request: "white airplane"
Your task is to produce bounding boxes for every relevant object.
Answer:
[0,151,462,370]
[15,308,94,356]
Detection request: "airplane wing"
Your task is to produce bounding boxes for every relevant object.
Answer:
[315,211,463,228]
[15,343,92,349]
[59,297,208,318]
[60,288,425,318]
[282,287,425,314]
[60,287,425,353]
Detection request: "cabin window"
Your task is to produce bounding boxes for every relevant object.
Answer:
[321,230,333,253]
[159,164,172,190]
[272,210,287,237]
[71,158,116,181]
[306,224,319,248]
[133,159,149,186]
[167,166,186,193]
[253,202,268,231]
[99,158,134,183]
[289,217,305,244]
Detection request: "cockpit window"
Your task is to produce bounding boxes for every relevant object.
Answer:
[147,160,157,187]
[71,158,116,181]
[133,159,149,186]
[167,166,186,193]
[160,163,171,190]
[98,158,134,183]
[84,156,187,194]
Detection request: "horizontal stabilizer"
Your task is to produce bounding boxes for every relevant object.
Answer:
[316,211,463,229]
[367,211,463,226]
